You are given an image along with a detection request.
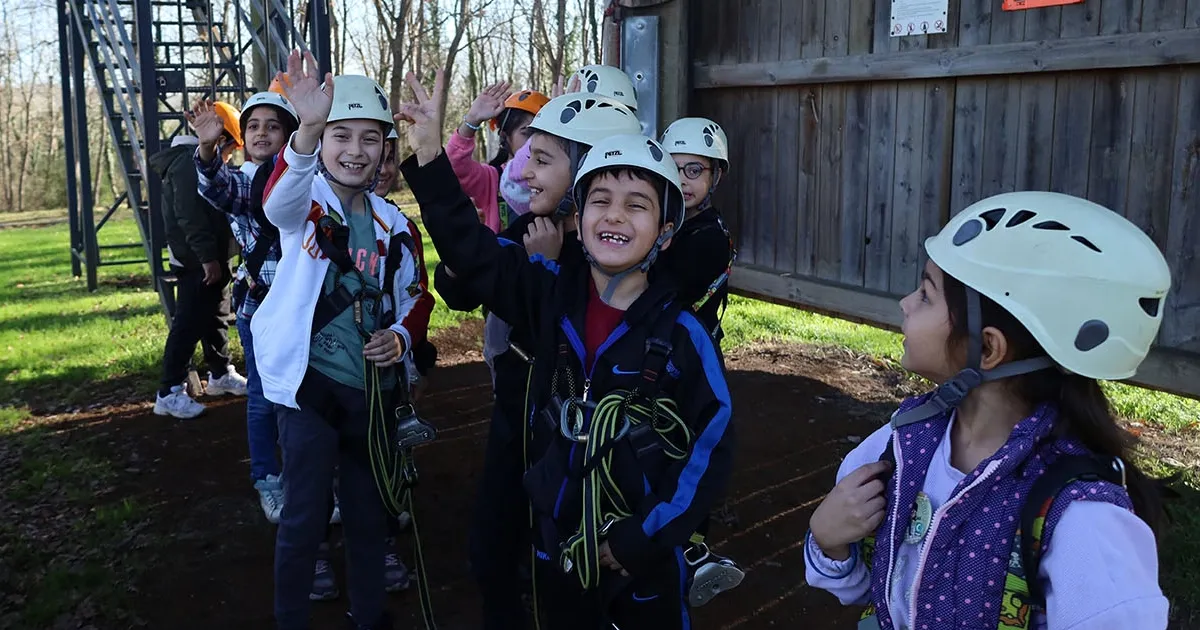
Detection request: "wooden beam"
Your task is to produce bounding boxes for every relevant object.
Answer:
[694,29,1200,89]
[730,264,1200,400]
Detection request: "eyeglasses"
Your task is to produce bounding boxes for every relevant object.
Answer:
[678,162,712,180]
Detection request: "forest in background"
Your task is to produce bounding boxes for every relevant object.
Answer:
[0,0,604,213]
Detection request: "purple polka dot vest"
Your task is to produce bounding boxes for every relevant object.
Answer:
[865,394,1133,630]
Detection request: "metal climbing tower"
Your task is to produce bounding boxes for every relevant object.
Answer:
[57,0,331,317]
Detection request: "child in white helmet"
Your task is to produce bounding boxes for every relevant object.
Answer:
[398,70,734,628]
[433,82,643,629]
[252,50,430,630]
[659,118,735,343]
[191,88,299,524]
[497,65,639,222]
[806,192,1169,629]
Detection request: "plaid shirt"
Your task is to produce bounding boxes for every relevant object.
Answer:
[195,152,279,318]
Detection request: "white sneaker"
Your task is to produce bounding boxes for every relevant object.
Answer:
[153,385,205,419]
[396,510,412,531]
[254,474,284,524]
[207,366,248,396]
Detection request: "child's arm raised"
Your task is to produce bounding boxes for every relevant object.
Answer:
[446,81,511,233]
[190,98,254,217]
[262,50,332,234]
[603,313,736,576]
[397,70,555,327]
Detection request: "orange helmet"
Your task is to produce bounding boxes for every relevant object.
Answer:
[268,76,287,95]
[212,101,244,149]
[491,90,549,130]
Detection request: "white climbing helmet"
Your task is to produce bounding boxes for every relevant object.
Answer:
[326,75,393,126]
[528,94,641,149]
[660,117,729,171]
[571,64,639,111]
[573,133,685,234]
[925,191,1171,380]
[240,91,300,129]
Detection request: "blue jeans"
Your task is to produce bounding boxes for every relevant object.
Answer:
[237,314,281,482]
[275,368,388,630]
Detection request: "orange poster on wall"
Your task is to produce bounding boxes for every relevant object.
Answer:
[1003,0,1083,10]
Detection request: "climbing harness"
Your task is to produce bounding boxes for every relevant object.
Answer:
[539,305,743,605]
[688,213,737,341]
[311,199,439,629]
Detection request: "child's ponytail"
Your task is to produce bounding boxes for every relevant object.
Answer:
[943,274,1164,534]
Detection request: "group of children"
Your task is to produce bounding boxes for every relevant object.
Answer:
[164,42,1172,630]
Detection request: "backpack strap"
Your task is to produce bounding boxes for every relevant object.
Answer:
[244,158,281,286]
[310,212,374,334]
[1016,454,1126,609]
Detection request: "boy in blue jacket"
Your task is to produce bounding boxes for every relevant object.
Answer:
[396,74,734,630]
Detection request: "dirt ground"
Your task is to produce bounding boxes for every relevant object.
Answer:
[66,320,927,629]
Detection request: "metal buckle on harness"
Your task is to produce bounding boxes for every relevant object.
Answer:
[394,403,437,449]
[559,397,595,442]
[684,543,745,608]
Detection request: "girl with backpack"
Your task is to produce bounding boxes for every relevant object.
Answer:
[805,192,1170,630]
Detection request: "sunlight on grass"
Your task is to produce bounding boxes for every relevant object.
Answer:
[723,294,1200,432]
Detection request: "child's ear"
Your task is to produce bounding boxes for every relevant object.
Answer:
[979,326,1010,371]
[658,222,675,251]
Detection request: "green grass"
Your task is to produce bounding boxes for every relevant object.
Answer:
[0,206,476,412]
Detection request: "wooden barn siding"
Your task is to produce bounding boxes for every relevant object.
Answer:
[689,0,1200,362]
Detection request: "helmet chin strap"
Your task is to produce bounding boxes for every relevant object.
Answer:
[553,142,584,223]
[696,170,722,212]
[318,154,384,196]
[891,286,1055,429]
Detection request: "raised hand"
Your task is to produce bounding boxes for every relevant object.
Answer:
[188,99,226,147]
[464,81,513,129]
[277,49,333,126]
[276,50,332,155]
[395,68,446,166]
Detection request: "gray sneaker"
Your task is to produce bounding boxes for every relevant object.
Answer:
[310,550,339,601]
[384,552,410,593]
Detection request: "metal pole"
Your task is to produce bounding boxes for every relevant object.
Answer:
[136,0,167,297]
[59,0,82,277]
[70,2,99,291]
[309,0,332,76]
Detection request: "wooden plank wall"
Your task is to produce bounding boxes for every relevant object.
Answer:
[690,0,1200,366]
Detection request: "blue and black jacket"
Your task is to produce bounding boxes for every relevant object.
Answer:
[404,152,735,580]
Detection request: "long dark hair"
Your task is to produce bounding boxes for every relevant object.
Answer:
[942,273,1163,534]
[488,108,534,169]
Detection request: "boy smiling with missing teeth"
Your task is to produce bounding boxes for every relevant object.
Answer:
[396,71,734,630]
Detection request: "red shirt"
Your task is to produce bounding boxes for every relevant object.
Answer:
[584,278,626,368]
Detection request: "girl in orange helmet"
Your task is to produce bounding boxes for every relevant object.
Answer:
[447,82,549,232]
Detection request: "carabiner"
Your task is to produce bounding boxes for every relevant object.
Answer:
[559,397,594,443]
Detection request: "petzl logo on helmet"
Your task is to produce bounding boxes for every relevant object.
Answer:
[604,149,623,158]
[348,102,364,110]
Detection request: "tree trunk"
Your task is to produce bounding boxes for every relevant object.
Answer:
[438,0,472,139]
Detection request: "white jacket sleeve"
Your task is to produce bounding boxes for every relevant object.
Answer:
[1041,501,1168,630]
[263,134,320,234]
[803,423,893,605]
[386,241,418,361]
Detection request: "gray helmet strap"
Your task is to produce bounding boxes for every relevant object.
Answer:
[891,287,1054,429]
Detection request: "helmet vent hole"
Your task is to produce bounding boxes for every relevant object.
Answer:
[1006,210,1037,228]
[1071,235,1102,253]
[1139,297,1162,318]
[979,208,1006,230]
[952,219,984,246]
[1074,320,1110,352]
[1032,220,1070,231]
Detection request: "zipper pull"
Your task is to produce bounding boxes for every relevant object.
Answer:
[582,378,591,401]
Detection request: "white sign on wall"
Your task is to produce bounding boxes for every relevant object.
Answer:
[890,0,949,37]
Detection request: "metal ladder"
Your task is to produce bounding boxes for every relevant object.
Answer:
[57,0,330,318]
